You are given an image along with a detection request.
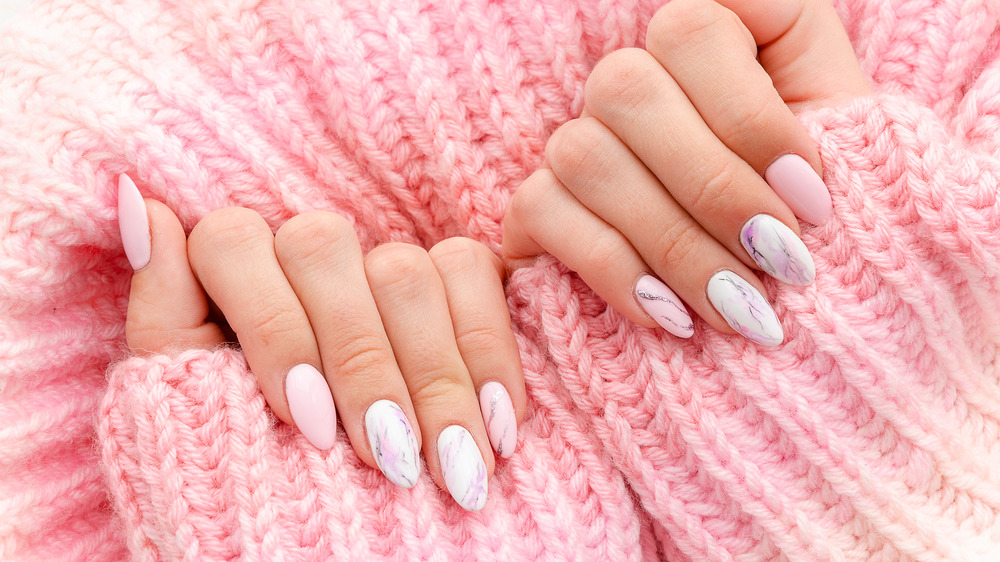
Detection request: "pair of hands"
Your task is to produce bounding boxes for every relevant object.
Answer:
[119,0,871,511]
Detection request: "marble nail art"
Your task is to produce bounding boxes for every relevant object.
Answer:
[365,400,421,488]
[479,381,516,458]
[706,270,783,346]
[740,214,815,286]
[634,275,694,338]
[438,425,488,511]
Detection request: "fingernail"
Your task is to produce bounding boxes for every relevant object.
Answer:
[634,275,694,338]
[117,173,151,270]
[479,382,516,458]
[740,214,815,286]
[706,271,783,346]
[365,400,421,488]
[285,364,337,450]
[438,425,488,511]
[764,154,832,225]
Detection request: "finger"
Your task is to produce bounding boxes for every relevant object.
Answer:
[187,207,337,451]
[274,211,421,489]
[503,168,697,339]
[716,0,872,110]
[584,50,816,287]
[365,244,491,511]
[428,237,524,459]
[545,117,782,345]
[118,174,225,353]
[646,0,833,224]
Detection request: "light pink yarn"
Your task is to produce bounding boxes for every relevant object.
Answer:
[2,0,1000,560]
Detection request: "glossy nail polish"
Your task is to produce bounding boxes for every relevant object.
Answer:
[764,154,832,225]
[365,400,421,488]
[706,271,783,346]
[285,364,338,450]
[438,425,488,511]
[479,382,516,458]
[117,174,151,270]
[634,275,694,338]
[740,214,815,286]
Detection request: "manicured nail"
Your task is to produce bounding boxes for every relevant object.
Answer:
[479,382,516,458]
[706,271,783,346]
[634,275,694,338]
[764,154,832,225]
[365,400,421,488]
[117,174,151,270]
[438,425,488,511]
[285,364,337,450]
[740,214,815,286]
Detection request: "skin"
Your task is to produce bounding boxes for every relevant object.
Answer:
[125,203,527,502]
[502,0,872,338]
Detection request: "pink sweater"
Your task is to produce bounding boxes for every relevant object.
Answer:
[3,0,1000,559]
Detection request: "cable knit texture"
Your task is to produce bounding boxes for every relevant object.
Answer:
[2,0,1000,560]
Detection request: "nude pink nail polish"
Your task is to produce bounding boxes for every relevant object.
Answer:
[634,275,694,338]
[764,154,833,226]
[117,174,151,270]
[479,381,516,458]
[285,364,337,450]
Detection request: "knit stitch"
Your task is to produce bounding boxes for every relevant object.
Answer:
[2,0,1000,560]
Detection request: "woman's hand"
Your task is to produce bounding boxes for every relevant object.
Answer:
[503,0,871,345]
[118,175,525,512]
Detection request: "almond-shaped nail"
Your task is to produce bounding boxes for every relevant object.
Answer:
[706,271,783,346]
[479,382,516,458]
[634,275,694,338]
[285,364,337,450]
[740,214,815,286]
[118,173,151,270]
[764,154,832,225]
[365,400,421,488]
[438,425,488,511]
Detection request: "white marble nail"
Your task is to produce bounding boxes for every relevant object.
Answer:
[479,382,516,458]
[437,425,488,511]
[706,271,783,346]
[365,400,421,488]
[740,214,815,286]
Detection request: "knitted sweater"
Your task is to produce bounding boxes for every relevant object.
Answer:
[2,0,1000,559]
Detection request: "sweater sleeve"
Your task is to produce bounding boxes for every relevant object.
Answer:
[505,93,1000,562]
[99,347,660,561]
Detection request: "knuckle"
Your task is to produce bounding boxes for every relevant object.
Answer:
[455,322,507,357]
[325,334,395,381]
[430,237,499,276]
[545,117,612,184]
[365,243,433,292]
[718,97,776,150]
[686,158,743,214]
[238,295,302,347]
[653,220,702,270]
[584,48,658,114]
[580,229,628,274]
[647,0,742,53]
[506,170,552,225]
[274,210,356,265]
[406,367,467,410]
[189,206,270,256]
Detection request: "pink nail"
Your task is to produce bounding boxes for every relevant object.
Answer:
[763,154,832,225]
[634,275,694,338]
[117,174,151,270]
[479,381,516,458]
[285,364,337,450]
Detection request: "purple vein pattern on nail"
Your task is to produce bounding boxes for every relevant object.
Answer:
[480,381,516,458]
[365,400,420,488]
[740,214,815,286]
[707,271,783,346]
[438,425,488,511]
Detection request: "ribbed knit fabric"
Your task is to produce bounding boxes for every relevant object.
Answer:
[2,0,1000,559]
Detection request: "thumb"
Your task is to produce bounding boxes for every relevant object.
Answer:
[118,174,226,354]
[716,0,872,110]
